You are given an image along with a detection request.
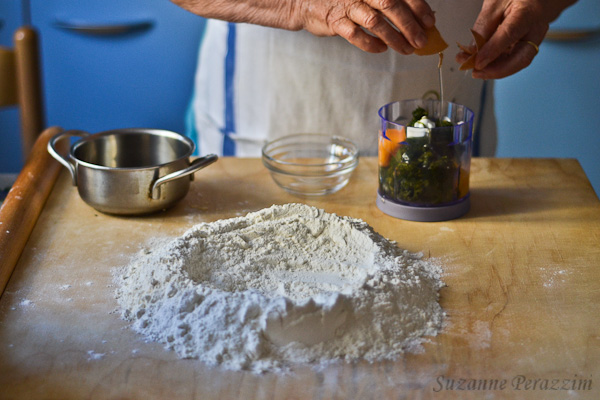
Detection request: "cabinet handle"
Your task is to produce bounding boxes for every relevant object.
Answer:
[545,26,600,42]
[53,19,154,35]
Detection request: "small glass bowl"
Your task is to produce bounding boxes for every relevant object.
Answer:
[262,133,359,196]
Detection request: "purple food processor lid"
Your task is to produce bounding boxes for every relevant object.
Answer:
[376,192,470,222]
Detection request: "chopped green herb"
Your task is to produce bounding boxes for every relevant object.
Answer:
[409,107,429,126]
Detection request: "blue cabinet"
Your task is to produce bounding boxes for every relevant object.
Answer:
[0,0,25,172]
[1,0,205,172]
[494,0,600,196]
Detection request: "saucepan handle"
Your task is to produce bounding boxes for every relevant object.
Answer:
[47,130,90,186]
[151,154,218,200]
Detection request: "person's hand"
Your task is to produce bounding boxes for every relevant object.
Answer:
[296,0,437,54]
[456,0,577,79]
[172,0,437,55]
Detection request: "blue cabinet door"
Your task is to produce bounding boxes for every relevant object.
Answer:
[0,0,25,44]
[30,0,205,135]
[494,0,600,196]
[0,0,25,172]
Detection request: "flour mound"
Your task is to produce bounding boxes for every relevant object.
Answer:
[115,204,444,373]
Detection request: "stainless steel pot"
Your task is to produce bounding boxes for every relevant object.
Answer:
[48,128,218,215]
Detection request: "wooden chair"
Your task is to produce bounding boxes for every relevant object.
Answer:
[0,26,45,159]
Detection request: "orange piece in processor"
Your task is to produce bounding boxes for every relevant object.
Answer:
[378,128,406,167]
[414,25,449,56]
[458,167,470,198]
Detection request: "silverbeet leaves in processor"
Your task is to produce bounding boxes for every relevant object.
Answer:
[378,107,470,206]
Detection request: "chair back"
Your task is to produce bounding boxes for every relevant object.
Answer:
[0,46,18,106]
[0,27,45,158]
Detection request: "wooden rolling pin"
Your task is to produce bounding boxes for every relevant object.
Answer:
[0,126,65,297]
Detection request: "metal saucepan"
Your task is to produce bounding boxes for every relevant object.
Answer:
[48,128,218,215]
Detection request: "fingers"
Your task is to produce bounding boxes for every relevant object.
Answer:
[322,0,436,54]
[330,16,389,53]
[463,0,549,79]
[364,0,435,48]
[345,2,413,53]
[474,9,531,70]
[472,40,539,79]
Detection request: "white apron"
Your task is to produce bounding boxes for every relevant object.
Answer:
[189,0,496,157]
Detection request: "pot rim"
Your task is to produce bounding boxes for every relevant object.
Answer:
[70,128,196,171]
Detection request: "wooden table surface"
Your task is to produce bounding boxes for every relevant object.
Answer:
[1,131,599,399]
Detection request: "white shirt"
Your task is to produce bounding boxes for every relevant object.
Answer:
[189,0,496,157]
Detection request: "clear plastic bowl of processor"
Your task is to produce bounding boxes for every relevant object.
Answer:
[377,99,474,221]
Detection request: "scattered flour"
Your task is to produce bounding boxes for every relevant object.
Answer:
[540,267,570,288]
[19,299,34,307]
[115,204,445,373]
[87,350,105,361]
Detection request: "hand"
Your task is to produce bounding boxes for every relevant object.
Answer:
[296,0,437,54]
[171,0,436,54]
[456,0,577,79]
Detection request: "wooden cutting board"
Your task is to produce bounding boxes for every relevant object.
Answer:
[1,130,599,399]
